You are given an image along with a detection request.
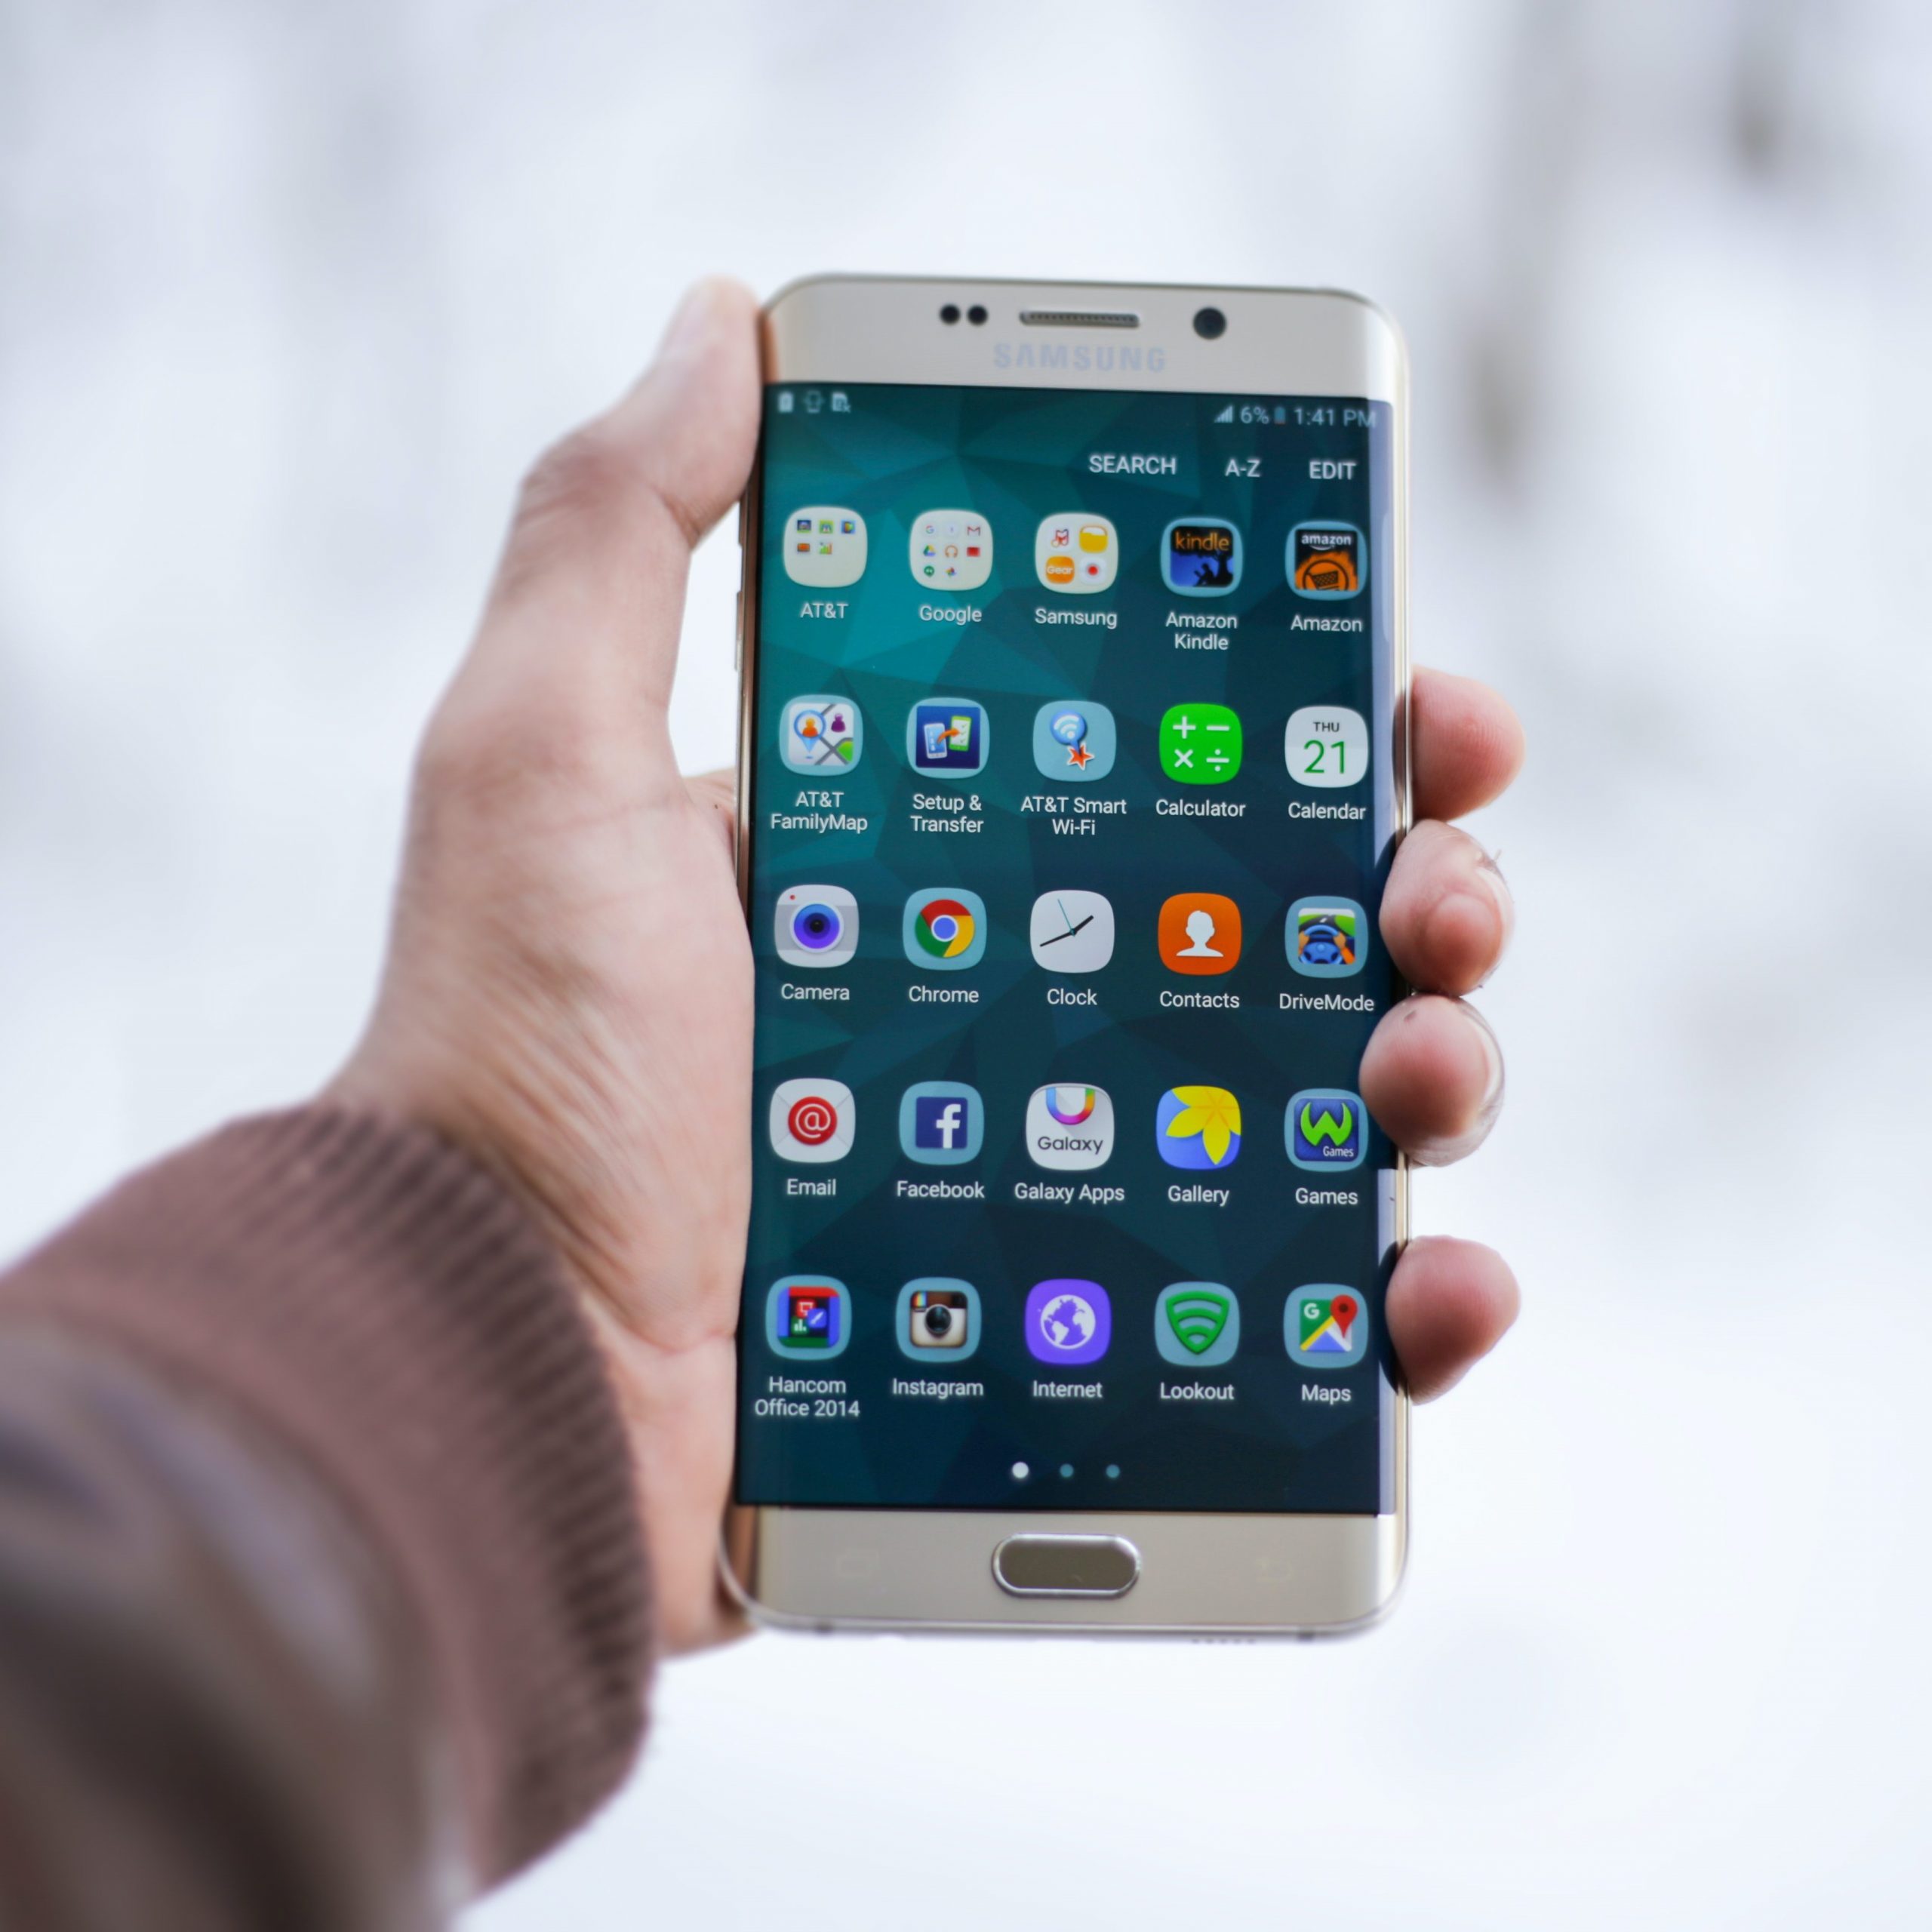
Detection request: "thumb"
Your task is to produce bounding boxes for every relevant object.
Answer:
[454,277,761,744]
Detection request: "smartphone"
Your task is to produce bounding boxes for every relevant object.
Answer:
[721,278,1409,1633]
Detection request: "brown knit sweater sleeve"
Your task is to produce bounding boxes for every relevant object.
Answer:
[0,1107,651,1927]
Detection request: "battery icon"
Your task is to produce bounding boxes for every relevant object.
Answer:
[777,391,795,414]
[1273,405,1287,423]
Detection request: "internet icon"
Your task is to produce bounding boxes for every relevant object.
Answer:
[1154,1282,1241,1367]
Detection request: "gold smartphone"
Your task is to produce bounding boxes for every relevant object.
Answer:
[722,278,1410,1632]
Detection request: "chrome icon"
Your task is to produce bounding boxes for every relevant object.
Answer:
[901,888,988,970]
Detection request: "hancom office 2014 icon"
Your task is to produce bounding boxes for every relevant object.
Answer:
[766,1276,852,1359]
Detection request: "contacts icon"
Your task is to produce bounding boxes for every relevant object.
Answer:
[1157,893,1241,976]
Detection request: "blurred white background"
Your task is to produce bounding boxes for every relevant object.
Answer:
[5,1,1930,1924]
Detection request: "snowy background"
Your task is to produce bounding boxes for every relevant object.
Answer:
[4,1,1930,1924]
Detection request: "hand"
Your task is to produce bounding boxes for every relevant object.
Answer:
[332,278,1524,1654]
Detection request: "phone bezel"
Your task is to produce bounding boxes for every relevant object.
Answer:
[724,276,1411,1635]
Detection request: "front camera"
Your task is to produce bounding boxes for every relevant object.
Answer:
[1193,306,1227,340]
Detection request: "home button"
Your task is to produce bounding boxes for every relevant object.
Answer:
[992,1534,1140,1598]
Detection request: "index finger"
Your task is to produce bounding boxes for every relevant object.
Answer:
[1411,668,1525,823]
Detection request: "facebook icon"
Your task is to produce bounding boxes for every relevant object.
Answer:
[897,1081,984,1167]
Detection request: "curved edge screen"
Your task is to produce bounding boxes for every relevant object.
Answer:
[735,382,1398,1515]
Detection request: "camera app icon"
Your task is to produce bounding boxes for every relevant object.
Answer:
[774,884,859,968]
[896,1278,982,1361]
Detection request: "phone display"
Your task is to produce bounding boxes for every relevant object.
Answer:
[737,380,1398,1517]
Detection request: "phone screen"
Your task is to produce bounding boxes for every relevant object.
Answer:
[736,380,1398,1515]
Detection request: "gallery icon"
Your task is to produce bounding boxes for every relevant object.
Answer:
[1287,521,1366,598]
[1035,513,1119,594]
[902,889,987,970]
[1023,1084,1116,1170]
[1287,1089,1367,1171]
[1286,706,1369,788]
[1024,1279,1112,1367]
[1029,890,1115,972]
[1287,1287,1370,1371]
[1155,1283,1241,1367]
[1161,518,1243,597]
[909,509,992,591]
[898,1082,985,1166]
[1288,896,1367,977]
[897,1279,983,1360]
[768,1078,855,1164]
[1159,703,1242,783]
[767,1275,852,1358]
[907,698,989,778]
[782,506,868,588]
[774,884,859,969]
[780,695,863,775]
[1032,701,1118,783]
[1155,1086,1242,1171]
[1158,893,1241,975]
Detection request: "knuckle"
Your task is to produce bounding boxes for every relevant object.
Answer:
[500,425,664,592]
[414,687,605,829]
[507,423,701,579]
[517,424,641,530]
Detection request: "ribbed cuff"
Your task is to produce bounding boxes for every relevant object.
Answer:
[0,1107,650,1883]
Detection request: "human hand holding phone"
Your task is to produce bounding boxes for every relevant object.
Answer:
[333,278,1522,1651]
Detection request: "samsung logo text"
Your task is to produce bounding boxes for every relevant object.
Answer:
[992,343,1168,373]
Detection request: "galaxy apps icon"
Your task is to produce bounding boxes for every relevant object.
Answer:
[1024,1084,1116,1171]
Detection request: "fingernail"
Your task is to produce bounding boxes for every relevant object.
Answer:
[657,280,720,361]
[1468,1005,1506,1114]
[1473,848,1514,943]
